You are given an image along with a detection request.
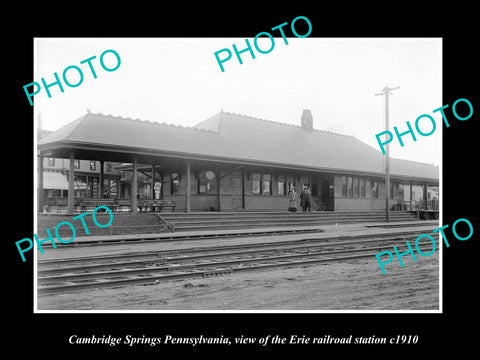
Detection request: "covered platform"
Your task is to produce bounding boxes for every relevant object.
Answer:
[37,110,439,216]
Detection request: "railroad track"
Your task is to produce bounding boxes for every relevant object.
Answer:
[38,227,326,248]
[37,228,434,295]
[38,221,436,248]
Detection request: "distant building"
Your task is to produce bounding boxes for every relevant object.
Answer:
[38,127,121,211]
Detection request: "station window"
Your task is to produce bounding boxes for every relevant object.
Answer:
[47,157,55,167]
[277,174,286,195]
[88,177,98,198]
[198,170,217,194]
[371,181,378,198]
[74,159,80,169]
[360,178,366,197]
[47,189,62,198]
[74,176,87,190]
[342,176,366,198]
[250,172,273,195]
[143,183,151,198]
[109,179,118,197]
[89,161,96,171]
[252,173,261,194]
[262,174,271,195]
[171,172,180,195]
[73,176,87,198]
[347,177,353,197]
[353,178,359,197]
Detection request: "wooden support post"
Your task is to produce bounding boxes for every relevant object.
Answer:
[99,160,104,198]
[151,164,155,199]
[38,154,44,213]
[67,152,75,214]
[217,167,221,212]
[185,160,191,213]
[423,183,428,210]
[132,157,138,213]
[161,172,164,199]
[409,181,413,211]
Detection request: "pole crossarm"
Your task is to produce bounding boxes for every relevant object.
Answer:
[375,85,400,97]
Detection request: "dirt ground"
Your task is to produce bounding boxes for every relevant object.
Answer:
[37,251,439,311]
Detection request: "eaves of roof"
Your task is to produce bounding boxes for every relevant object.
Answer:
[38,111,439,183]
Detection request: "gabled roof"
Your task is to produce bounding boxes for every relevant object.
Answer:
[194,111,439,181]
[38,112,220,155]
[38,111,439,182]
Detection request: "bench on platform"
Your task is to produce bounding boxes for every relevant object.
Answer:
[139,199,176,213]
[78,198,119,212]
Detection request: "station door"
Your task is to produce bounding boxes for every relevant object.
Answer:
[232,171,244,210]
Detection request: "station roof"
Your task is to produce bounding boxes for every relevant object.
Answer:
[38,111,439,184]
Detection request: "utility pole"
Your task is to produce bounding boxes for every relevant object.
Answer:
[375,86,400,223]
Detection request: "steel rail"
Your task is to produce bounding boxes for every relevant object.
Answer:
[37,227,329,248]
[37,241,415,295]
[38,227,433,266]
[37,234,419,276]
[36,249,400,295]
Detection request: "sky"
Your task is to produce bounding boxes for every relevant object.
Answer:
[34,37,442,166]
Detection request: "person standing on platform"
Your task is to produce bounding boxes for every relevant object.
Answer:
[300,186,312,212]
[288,186,298,212]
[306,186,312,212]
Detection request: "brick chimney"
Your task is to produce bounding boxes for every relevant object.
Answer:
[301,109,313,131]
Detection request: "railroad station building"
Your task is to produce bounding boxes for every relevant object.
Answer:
[37,109,439,214]
[38,127,122,210]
